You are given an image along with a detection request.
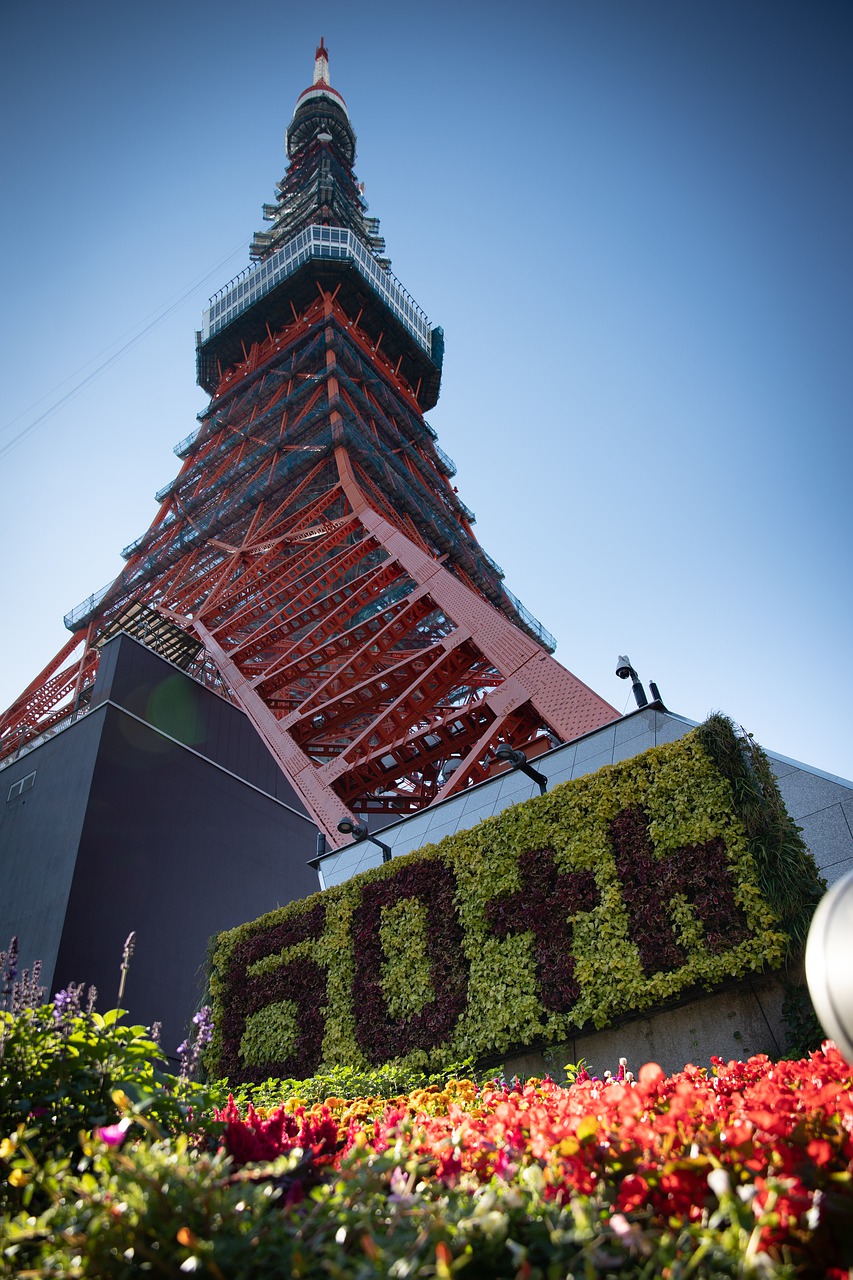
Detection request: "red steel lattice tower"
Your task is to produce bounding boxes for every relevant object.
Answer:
[0,42,617,842]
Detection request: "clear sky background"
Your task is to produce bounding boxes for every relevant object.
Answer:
[1,1,851,781]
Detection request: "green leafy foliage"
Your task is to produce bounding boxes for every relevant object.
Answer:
[211,1056,484,1113]
[781,980,826,1060]
[379,895,434,1019]
[695,714,825,952]
[0,1002,215,1214]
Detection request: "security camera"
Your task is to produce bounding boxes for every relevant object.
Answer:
[615,655,649,709]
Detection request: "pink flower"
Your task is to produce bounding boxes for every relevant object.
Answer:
[96,1118,132,1147]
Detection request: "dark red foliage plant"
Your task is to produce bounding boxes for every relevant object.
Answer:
[219,903,328,1084]
[351,858,469,1064]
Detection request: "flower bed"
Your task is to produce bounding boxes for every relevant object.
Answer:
[4,1044,852,1277]
[198,1045,853,1274]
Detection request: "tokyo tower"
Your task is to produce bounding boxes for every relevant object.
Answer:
[0,41,617,843]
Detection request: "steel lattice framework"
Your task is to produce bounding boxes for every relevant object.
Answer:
[0,42,617,842]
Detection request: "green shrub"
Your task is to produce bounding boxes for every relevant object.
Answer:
[214,1056,486,1112]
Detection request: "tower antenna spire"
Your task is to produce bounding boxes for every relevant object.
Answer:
[314,36,329,85]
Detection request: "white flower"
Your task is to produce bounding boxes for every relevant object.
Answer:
[707,1167,732,1199]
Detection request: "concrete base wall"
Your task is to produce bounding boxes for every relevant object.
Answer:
[498,972,790,1081]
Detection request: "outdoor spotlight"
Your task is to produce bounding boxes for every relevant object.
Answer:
[438,756,463,787]
[493,742,548,796]
[441,757,462,775]
[615,654,649,709]
[336,817,392,863]
[337,817,369,840]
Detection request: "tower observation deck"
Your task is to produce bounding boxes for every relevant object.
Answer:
[0,41,617,842]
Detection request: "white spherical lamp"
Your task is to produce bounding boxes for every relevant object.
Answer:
[805,868,853,1062]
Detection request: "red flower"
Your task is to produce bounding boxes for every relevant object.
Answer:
[617,1173,650,1211]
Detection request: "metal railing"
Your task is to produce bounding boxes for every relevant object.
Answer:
[201,225,433,356]
[121,534,146,561]
[64,582,115,631]
[502,586,556,653]
[433,443,457,477]
[173,427,200,458]
[482,550,505,578]
[0,705,91,771]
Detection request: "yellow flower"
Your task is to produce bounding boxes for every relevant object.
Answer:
[7,1168,28,1188]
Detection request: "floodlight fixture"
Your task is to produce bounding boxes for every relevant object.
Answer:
[438,755,463,786]
[336,816,392,863]
[493,741,548,795]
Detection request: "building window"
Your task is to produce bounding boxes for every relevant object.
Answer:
[7,772,36,802]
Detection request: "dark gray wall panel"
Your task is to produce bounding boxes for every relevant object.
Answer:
[91,634,308,809]
[0,712,105,986]
[53,704,317,1059]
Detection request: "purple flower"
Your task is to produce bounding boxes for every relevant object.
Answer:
[1,938,19,1005]
[53,985,79,1030]
[53,989,71,1021]
[192,1006,214,1047]
[177,1006,214,1083]
[4,936,18,983]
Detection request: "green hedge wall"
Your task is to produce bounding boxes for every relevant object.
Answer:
[207,718,823,1082]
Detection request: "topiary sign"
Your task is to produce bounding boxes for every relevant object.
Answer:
[206,717,822,1081]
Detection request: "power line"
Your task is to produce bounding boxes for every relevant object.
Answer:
[0,241,249,461]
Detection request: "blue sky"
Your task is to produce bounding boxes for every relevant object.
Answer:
[1,1,851,780]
